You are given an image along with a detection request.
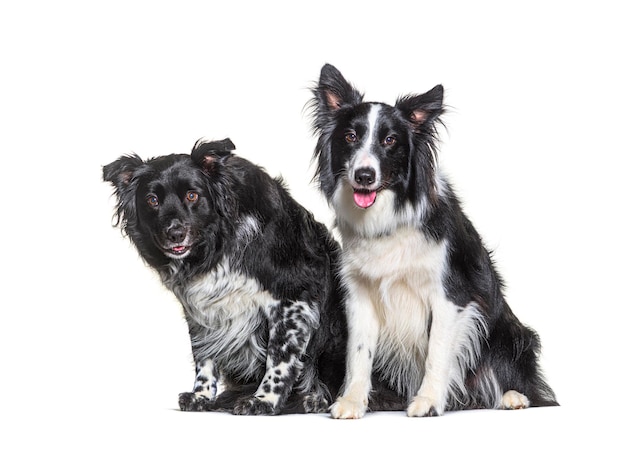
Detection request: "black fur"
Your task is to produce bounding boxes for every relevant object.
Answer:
[103,138,346,415]
[309,64,558,417]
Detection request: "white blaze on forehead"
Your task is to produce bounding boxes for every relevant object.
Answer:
[361,104,381,155]
[349,104,382,184]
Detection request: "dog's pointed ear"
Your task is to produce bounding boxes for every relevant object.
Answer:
[315,64,364,113]
[191,138,235,174]
[102,154,144,190]
[396,85,445,131]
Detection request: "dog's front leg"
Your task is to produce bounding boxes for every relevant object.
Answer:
[330,282,380,419]
[407,295,459,417]
[233,300,316,415]
[179,358,224,411]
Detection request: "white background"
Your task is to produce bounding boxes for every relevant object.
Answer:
[1,1,623,448]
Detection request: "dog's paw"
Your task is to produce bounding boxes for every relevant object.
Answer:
[330,396,367,419]
[407,395,441,417]
[178,392,214,412]
[303,393,330,413]
[233,396,278,415]
[501,390,529,410]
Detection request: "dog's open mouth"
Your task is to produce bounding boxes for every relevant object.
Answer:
[353,189,377,209]
[163,245,192,258]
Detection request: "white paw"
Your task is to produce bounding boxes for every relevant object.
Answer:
[330,396,367,419]
[407,395,441,417]
[501,390,529,409]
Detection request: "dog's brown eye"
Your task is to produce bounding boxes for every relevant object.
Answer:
[186,191,199,203]
[146,195,159,207]
[383,136,397,146]
[345,132,357,143]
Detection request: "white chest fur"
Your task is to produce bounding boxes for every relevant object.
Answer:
[178,260,277,328]
[170,260,278,377]
[342,226,447,286]
[341,226,449,396]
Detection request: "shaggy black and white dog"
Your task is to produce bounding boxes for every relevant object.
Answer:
[103,138,346,415]
[309,64,558,418]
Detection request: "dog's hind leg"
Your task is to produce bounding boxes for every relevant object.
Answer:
[501,390,529,409]
[485,304,559,409]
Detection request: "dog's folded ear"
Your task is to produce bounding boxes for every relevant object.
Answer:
[193,138,236,156]
[103,154,144,190]
[396,85,445,131]
[103,155,144,228]
[191,138,235,174]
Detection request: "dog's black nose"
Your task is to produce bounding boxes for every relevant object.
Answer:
[166,224,187,243]
[354,167,376,186]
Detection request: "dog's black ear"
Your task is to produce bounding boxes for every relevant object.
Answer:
[315,64,364,112]
[396,85,445,131]
[191,138,235,174]
[103,154,144,230]
[102,154,144,191]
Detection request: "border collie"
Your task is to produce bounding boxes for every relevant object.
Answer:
[309,64,558,418]
[103,138,346,415]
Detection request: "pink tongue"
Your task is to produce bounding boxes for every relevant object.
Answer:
[353,191,377,208]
